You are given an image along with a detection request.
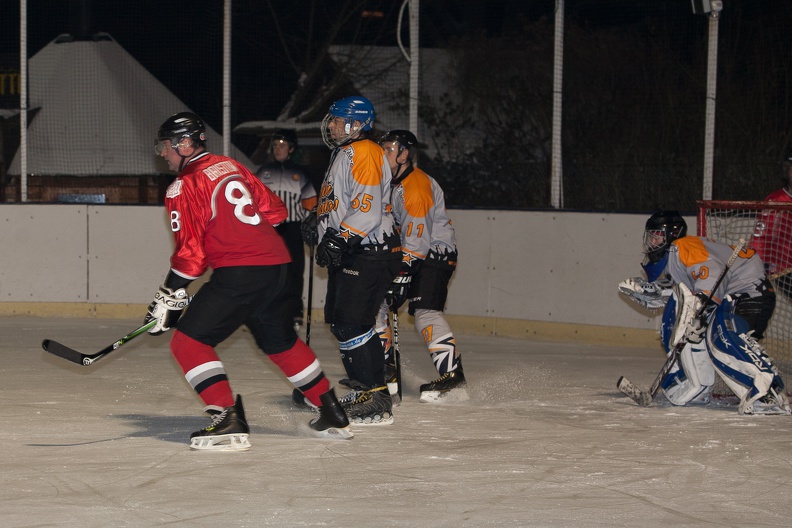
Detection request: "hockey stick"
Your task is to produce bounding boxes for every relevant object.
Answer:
[306,242,315,345]
[769,266,792,280]
[617,238,746,406]
[392,309,403,401]
[42,320,156,366]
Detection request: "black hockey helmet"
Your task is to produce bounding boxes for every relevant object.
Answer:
[643,211,687,264]
[272,128,298,148]
[379,130,418,158]
[157,112,206,147]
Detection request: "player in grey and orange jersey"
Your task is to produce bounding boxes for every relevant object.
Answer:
[619,211,787,415]
[376,130,466,403]
[303,96,402,426]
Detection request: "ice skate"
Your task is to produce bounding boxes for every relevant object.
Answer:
[292,388,318,410]
[337,378,368,405]
[343,386,393,426]
[740,386,792,415]
[309,388,353,439]
[419,365,468,403]
[190,394,251,451]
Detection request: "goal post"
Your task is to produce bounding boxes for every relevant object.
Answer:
[697,200,792,397]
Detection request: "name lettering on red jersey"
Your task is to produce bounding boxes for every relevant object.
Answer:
[203,161,238,181]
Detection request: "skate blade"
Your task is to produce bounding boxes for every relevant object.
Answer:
[189,433,251,451]
[419,388,469,404]
[310,425,354,440]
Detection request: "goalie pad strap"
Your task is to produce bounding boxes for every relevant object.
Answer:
[670,282,703,347]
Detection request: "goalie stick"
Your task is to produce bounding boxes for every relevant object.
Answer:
[42,320,156,366]
[617,238,747,406]
[392,310,403,401]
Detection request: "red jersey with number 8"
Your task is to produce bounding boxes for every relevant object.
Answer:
[164,151,290,279]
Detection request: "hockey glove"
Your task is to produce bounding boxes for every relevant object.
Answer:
[315,230,347,268]
[144,285,190,335]
[618,277,671,310]
[386,273,413,310]
[301,208,318,246]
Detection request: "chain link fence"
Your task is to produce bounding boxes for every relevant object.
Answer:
[1,1,790,210]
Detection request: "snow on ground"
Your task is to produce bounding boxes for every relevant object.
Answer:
[2,316,792,527]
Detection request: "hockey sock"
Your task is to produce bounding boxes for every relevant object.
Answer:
[333,325,385,388]
[415,309,459,375]
[171,330,234,409]
[267,338,329,408]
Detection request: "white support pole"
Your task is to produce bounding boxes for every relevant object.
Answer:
[19,0,28,202]
[550,0,564,209]
[222,0,232,157]
[702,9,720,201]
[408,0,419,144]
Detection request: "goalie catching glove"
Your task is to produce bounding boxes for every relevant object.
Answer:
[618,277,672,310]
[145,285,190,335]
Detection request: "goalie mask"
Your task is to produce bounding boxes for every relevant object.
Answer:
[643,211,687,264]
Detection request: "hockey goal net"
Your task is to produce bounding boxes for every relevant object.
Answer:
[698,200,792,397]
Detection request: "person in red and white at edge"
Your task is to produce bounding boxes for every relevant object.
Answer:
[753,151,792,298]
[148,112,351,451]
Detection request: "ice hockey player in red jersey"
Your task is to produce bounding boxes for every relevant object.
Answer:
[147,112,351,450]
[753,151,792,298]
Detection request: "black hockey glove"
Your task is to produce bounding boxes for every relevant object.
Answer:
[385,274,412,310]
[386,262,417,310]
[301,208,318,246]
[144,285,190,335]
[315,230,347,268]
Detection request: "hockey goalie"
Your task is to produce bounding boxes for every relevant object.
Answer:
[618,211,790,415]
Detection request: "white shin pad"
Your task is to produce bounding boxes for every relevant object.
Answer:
[663,342,715,405]
[414,309,458,373]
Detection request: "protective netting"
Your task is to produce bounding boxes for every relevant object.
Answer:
[698,200,792,397]
[2,3,791,207]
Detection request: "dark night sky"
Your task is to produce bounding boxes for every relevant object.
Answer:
[0,1,557,123]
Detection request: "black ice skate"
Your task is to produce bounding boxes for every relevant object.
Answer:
[292,388,318,410]
[419,364,468,403]
[309,388,354,439]
[337,378,369,405]
[342,386,393,426]
[190,394,251,451]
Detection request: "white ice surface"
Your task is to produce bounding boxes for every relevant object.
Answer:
[2,317,792,527]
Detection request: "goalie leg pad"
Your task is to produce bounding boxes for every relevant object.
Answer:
[661,342,714,406]
[706,297,788,414]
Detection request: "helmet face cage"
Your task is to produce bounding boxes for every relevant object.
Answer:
[157,112,206,153]
[643,211,687,264]
[379,130,418,159]
[321,96,375,149]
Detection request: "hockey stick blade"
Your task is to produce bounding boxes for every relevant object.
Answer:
[42,320,156,366]
[616,376,653,407]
